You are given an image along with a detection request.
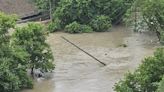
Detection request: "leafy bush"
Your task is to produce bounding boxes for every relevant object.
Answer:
[48,0,133,33]
[81,25,93,33]
[65,21,82,33]
[157,77,164,92]
[48,18,61,32]
[0,61,20,92]
[65,22,93,33]
[90,15,111,32]
[0,12,33,92]
[114,48,164,92]
[136,0,164,42]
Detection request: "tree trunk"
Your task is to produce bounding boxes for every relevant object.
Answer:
[156,30,161,41]
[31,67,34,76]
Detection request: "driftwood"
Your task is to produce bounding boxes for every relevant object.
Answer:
[61,36,106,66]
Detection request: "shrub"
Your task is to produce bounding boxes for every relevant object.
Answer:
[90,15,111,32]
[48,18,61,32]
[157,77,164,92]
[65,21,82,33]
[65,22,93,33]
[81,25,93,33]
[0,12,33,92]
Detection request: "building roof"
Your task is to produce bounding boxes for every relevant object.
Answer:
[0,0,38,18]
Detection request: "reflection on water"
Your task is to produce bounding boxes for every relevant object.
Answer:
[22,25,160,92]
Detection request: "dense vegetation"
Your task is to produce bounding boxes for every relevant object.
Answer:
[13,23,54,75]
[124,0,164,42]
[0,12,54,92]
[139,0,164,42]
[33,0,134,33]
[157,77,164,92]
[32,0,59,12]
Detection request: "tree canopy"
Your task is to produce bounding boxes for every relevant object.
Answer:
[13,23,55,75]
[0,12,55,92]
[45,0,134,33]
[0,12,33,92]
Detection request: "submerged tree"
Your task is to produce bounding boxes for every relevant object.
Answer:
[13,23,55,75]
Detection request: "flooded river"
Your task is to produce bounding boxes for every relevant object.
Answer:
[23,25,160,92]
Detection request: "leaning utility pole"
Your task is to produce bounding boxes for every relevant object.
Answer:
[61,36,106,66]
[49,0,52,20]
[134,1,137,32]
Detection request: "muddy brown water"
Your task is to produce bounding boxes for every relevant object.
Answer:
[22,25,160,92]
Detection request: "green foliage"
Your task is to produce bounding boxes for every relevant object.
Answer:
[133,0,164,41]
[114,73,134,92]
[94,0,133,23]
[65,22,82,33]
[0,12,17,43]
[114,48,164,92]
[0,12,33,92]
[90,15,111,32]
[9,46,33,89]
[0,12,17,32]
[13,23,55,73]
[48,0,133,33]
[52,0,94,27]
[0,11,55,92]
[33,0,50,11]
[65,21,93,33]
[157,77,164,92]
[48,18,61,32]
[0,61,20,92]
[81,25,93,33]
[33,0,60,12]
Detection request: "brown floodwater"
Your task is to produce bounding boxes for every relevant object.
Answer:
[22,25,160,92]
